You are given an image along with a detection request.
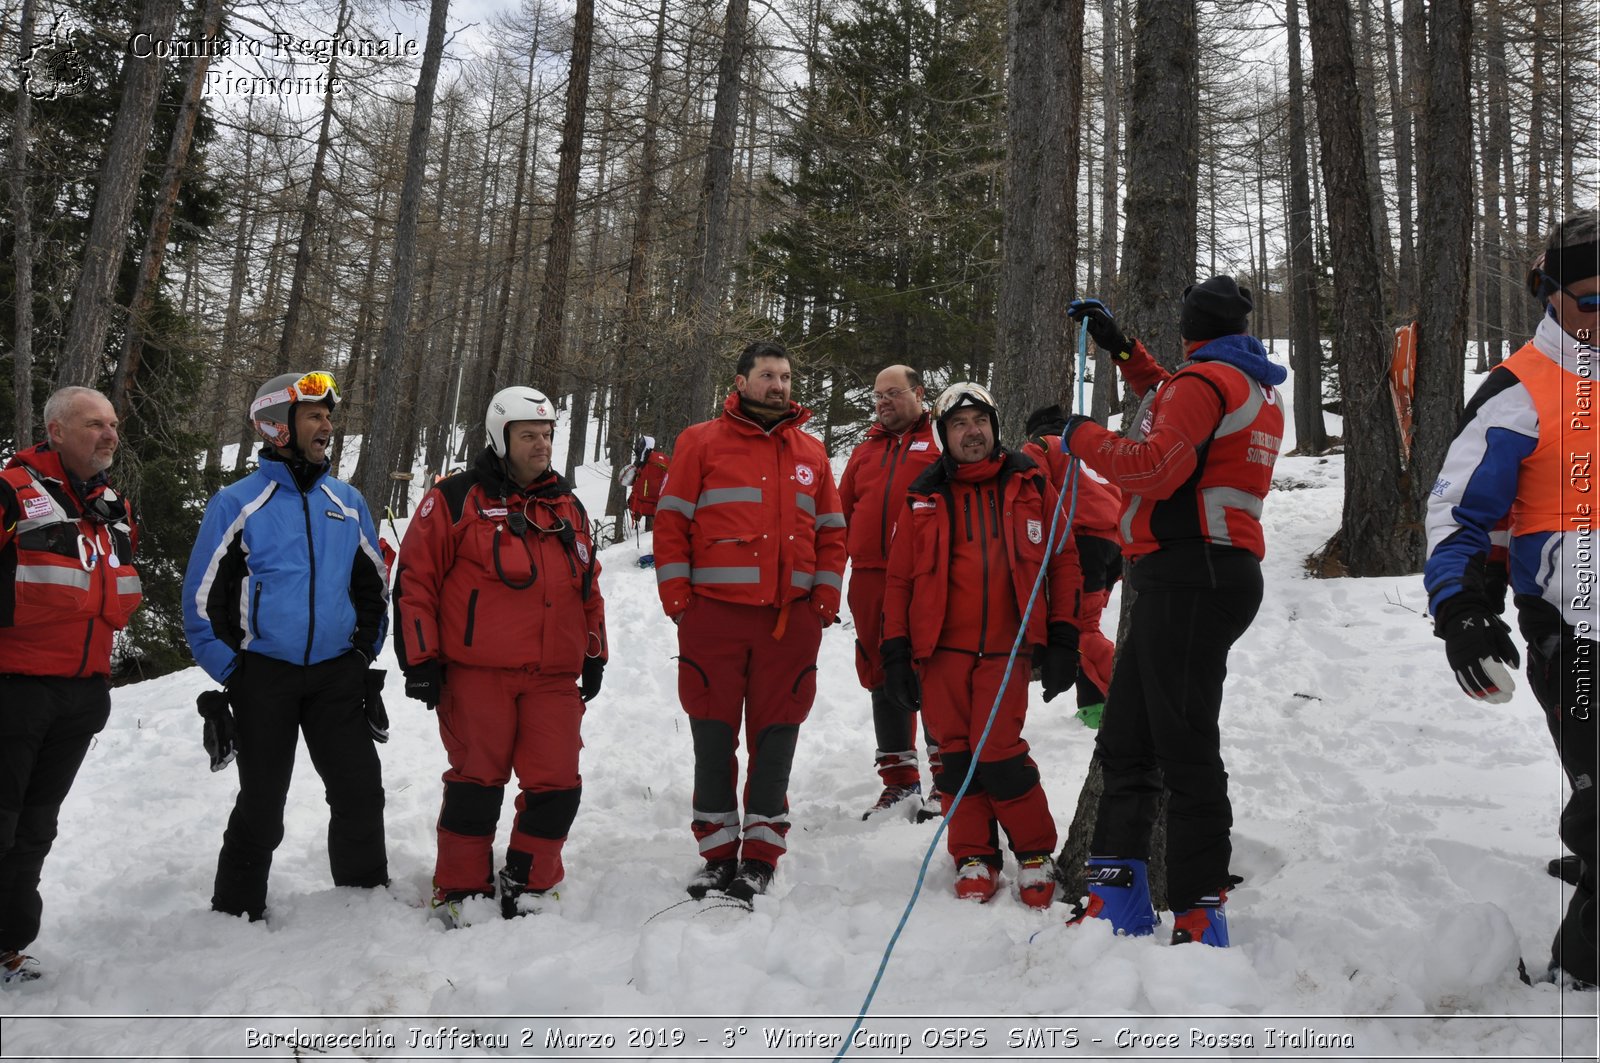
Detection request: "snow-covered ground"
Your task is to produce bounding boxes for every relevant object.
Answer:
[4,357,1598,1062]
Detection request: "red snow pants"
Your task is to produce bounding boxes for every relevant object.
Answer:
[676,596,823,866]
[921,649,1056,864]
[434,664,584,894]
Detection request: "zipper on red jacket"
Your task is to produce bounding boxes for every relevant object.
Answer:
[879,433,902,561]
[78,524,108,678]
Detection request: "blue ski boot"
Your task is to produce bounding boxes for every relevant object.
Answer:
[1071,857,1159,937]
[1170,890,1229,947]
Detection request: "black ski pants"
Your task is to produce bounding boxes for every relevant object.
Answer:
[1090,546,1262,911]
[0,675,110,952]
[212,651,386,918]
[1522,619,1599,985]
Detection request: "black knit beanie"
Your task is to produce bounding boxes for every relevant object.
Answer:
[1024,404,1067,441]
[1180,276,1254,341]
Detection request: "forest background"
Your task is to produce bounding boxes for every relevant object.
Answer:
[0,0,1596,680]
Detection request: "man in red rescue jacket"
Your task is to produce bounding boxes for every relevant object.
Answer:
[838,364,942,820]
[881,383,1083,908]
[1063,277,1285,947]
[0,388,141,983]
[656,341,847,903]
[394,386,607,926]
[1022,404,1123,729]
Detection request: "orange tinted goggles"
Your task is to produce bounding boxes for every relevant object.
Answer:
[290,371,341,403]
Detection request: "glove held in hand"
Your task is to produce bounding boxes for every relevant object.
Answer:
[196,690,237,773]
[1435,596,1520,703]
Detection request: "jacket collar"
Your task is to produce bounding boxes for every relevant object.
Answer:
[1186,333,1288,387]
[259,446,330,493]
[1533,313,1598,376]
[7,443,111,506]
[721,390,811,435]
[865,410,931,442]
[909,447,1037,496]
[471,445,575,500]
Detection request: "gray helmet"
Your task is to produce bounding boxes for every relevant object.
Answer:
[250,370,341,448]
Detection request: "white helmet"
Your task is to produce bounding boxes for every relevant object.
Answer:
[932,381,999,452]
[486,386,556,458]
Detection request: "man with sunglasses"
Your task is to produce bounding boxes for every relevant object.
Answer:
[0,388,141,983]
[657,341,847,903]
[838,365,943,822]
[1426,210,1600,988]
[183,370,390,923]
[393,386,607,926]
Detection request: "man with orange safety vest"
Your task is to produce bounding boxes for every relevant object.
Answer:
[881,382,1082,908]
[838,364,942,821]
[1063,277,1285,947]
[0,387,141,983]
[1425,211,1599,988]
[655,341,847,903]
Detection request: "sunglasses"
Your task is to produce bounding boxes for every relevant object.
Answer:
[1542,273,1600,312]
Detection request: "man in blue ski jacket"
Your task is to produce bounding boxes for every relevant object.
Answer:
[183,371,390,920]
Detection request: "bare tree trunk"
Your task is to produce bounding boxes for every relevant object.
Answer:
[1059,0,1197,910]
[1355,0,1394,299]
[486,11,545,391]
[1408,0,1472,532]
[671,0,752,441]
[1286,0,1328,454]
[1090,0,1120,424]
[527,0,596,386]
[111,0,229,417]
[10,0,36,445]
[607,0,670,541]
[275,0,348,376]
[1306,0,1414,575]
[995,0,1085,440]
[1382,0,1415,314]
[355,0,450,505]
[57,0,183,387]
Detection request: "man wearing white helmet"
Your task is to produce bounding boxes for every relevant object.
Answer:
[880,382,1082,908]
[183,371,390,922]
[393,386,607,926]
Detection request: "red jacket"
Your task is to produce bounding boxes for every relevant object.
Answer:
[0,445,142,677]
[1021,436,1122,539]
[626,449,671,519]
[882,451,1082,661]
[654,392,847,618]
[839,412,940,570]
[394,448,606,676]
[1065,339,1284,560]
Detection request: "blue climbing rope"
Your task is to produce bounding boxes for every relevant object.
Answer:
[834,319,1092,1061]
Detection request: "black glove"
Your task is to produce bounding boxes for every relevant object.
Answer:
[403,658,444,709]
[1068,298,1134,359]
[1062,414,1095,454]
[196,690,237,772]
[1040,622,1080,703]
[1435,596,1520,703]
[364,668,389,742]
[580,655,605,702]
[881,637,921,713]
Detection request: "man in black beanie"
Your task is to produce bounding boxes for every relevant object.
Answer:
[1057,278,1287,947]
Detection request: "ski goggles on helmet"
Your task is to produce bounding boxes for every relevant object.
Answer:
[934,382,997,420]
[250,371,342,418]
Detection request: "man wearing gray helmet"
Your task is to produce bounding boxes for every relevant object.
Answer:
[183,371,390,922]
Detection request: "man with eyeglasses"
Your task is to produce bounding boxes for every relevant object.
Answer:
[838,366,943,821]
[0,388,141,984]
[657,340,847,903]
[1425,210,1600,988]
[393,386,607,927]
[183,371,390,923]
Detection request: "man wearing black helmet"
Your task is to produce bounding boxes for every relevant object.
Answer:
[183,371,390,922]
